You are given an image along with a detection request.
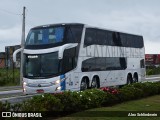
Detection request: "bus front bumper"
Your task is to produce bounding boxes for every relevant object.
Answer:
[23,85,62,94]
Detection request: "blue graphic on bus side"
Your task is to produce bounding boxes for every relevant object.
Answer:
[60,75,66,90]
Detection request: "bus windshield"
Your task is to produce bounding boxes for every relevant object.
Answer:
[26,27,65,45]
[23,52,61,78]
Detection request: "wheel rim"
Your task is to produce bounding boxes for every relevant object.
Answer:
[80,79,87,91]
[127,79,131,84]
[133,77,138,83]
[91,78,97,88]
[127,76,132,85]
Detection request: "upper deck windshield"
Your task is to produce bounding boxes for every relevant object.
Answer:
[26,27,65,45]
[25,25,83,49]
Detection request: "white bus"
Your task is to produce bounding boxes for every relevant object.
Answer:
[13,23,145,94]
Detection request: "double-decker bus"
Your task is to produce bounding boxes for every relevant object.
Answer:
[13,23,145,94]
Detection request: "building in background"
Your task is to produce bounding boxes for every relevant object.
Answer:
[5,45,21,68]
[0,52,5,68]
[145,54,160,67]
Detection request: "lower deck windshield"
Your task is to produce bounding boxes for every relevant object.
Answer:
[23,52,61,78]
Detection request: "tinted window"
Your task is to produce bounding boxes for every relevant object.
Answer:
[131,35,136,47]
[66,25,83,43]
[107,31,114,46]
[95,58,106,71]
[126,35,131,47]
[113,32,122,46]
[120,33,127,47]
[140,59,145,68]
[82,58,96,72]
[106,57,121,70]
[96,30,107,45]
[83,28,144,48]
[23,52,61,78]
[82,57,127,72]
[84,28,96,46]
[137,36,144,48]
[26,27,65,45]
[63,47,78,72]
[25,25,83,49]
[120,58,127,69]
[123,34,144,48]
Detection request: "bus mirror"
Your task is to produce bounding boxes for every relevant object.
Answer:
[58,43,78,59]
[13,48,23,62]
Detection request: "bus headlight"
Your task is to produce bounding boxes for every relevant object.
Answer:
[56,86,61,91]
[52,80,60,85]
[23,82,27,92]
[55,80,60,84]
[23,82,27,86]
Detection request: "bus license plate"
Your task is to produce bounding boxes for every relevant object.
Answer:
[36,89,44,93]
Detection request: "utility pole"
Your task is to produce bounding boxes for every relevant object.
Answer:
[20,6,26,85]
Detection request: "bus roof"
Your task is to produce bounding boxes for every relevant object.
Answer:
[32,23,84,29]
[31,23,143,37]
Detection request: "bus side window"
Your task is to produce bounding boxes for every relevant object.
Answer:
[95,58,106,71]
[81,58,96,72]
[84,28,96,46]
[126,35,131,47]
[137,36,144,48]
[120,58,127,69]
[120,33,127,47]
[96,29,106,45]
[140,59,145,68]
[107,31,114,46]
[112,32,122,46]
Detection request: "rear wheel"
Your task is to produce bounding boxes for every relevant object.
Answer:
[127,74,132,85]
[133,74,138,83]
[80,78,88,91]
[91,77,98,88]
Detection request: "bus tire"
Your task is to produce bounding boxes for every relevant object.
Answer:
[133,73,138,83]
[91,77,99,88]
[127,74,133,85]
[80,77,88,91]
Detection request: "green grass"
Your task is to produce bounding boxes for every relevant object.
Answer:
[0,68,20,86]
[57,95,160,120]
[146,67,160,75]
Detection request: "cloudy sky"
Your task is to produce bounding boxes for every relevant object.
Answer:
[0,0,160,53]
